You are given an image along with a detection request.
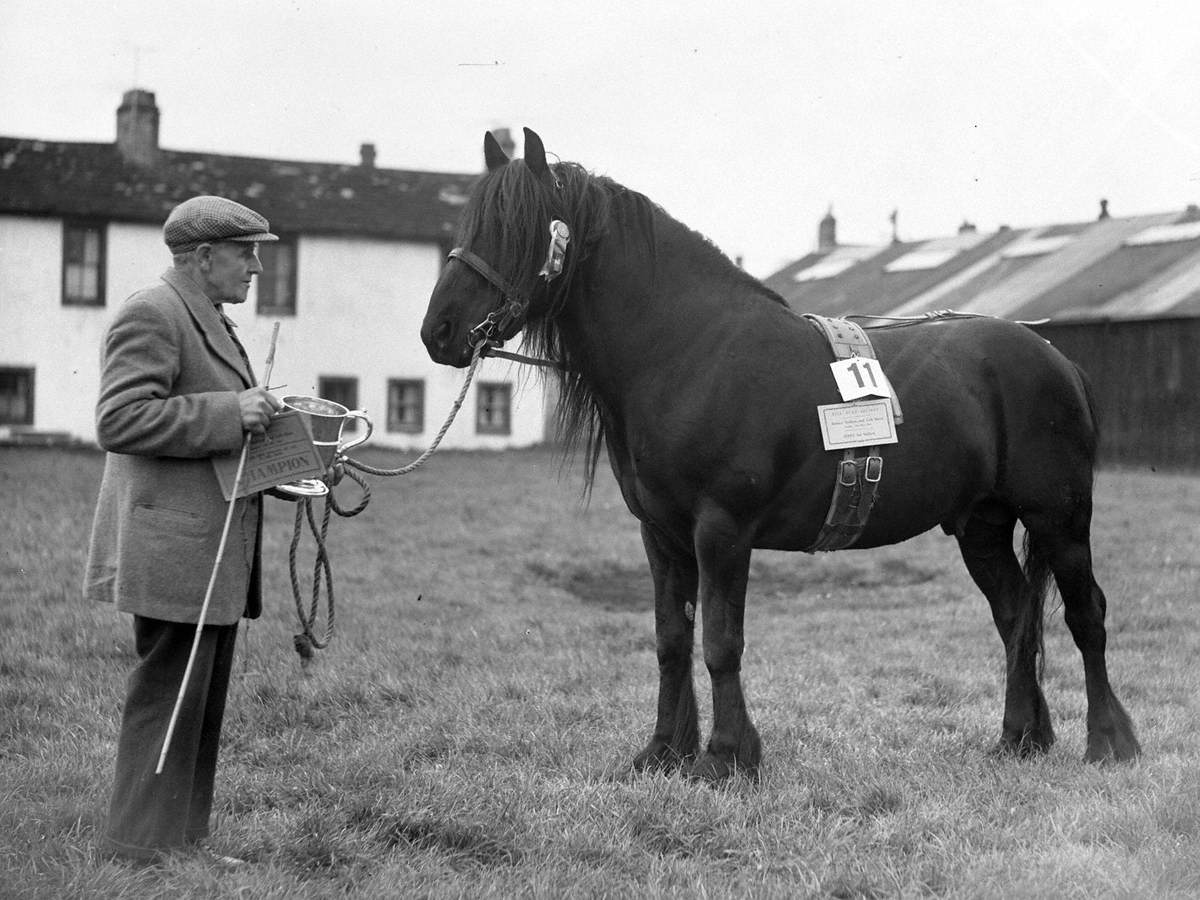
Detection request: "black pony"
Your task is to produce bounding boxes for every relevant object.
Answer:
[422,128,1141,781]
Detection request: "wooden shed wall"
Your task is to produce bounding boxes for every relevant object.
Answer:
[1033,318,1200,471]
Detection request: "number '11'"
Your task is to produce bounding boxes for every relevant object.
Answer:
[848,359,879,390]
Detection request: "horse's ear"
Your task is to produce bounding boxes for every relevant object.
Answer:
[484,131,509,172]
[523,127,549,178]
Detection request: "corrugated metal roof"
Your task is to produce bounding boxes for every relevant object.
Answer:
[883,230,990,272]
[0,136,476,242]
[765,228,1023,318]
[953,214,1176,318]
[767,208,1200,321]
[789,243,887,281]
[1036,232,1200,319]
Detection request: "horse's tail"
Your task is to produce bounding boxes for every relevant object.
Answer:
[1017,528,1054,681]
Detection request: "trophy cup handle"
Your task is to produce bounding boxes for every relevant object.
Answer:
[338,410,374,456]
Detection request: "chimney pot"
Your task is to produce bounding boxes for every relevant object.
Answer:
[490,127,516,161]
[360,143,376,168]
[818,206,837,251]
[1098,198,1110,220]
[116,88,160,167]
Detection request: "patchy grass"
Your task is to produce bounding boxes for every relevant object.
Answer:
[1,446,1198,898]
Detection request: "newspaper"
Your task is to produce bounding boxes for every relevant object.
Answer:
[212,409,326,499]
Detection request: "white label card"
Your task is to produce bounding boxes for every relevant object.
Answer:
[829,357,894,402]
[817,399,899,451]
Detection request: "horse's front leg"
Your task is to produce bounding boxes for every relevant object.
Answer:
[629,522,701,774]
[690,505,762,782]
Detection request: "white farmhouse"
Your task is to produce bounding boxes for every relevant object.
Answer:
[0,88,550,450]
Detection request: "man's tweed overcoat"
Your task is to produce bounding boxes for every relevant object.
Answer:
[83,267,263,624]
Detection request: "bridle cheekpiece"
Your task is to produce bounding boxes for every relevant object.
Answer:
[455,219,571,348]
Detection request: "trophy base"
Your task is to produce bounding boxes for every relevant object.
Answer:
[273,478,329,498]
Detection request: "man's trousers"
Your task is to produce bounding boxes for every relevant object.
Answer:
[103,615,238,861]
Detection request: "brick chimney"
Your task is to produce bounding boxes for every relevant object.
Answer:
[818,206,837,251]
[360,143,376,168]
[116,88,160,166]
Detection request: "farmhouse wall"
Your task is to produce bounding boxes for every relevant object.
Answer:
[0,214,547,450]
[0,88,550,451]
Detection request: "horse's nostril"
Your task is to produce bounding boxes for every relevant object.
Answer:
[432,320,452,346]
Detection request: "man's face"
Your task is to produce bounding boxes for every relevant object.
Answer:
[199,241,263,304]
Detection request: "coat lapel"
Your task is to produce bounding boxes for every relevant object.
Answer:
[160,268,256,388]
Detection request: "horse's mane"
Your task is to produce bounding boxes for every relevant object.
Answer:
[455,156,787,493]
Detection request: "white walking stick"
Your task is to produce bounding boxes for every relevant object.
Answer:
[156,322,279,775]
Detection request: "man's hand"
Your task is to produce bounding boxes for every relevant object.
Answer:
[238,387,282,434]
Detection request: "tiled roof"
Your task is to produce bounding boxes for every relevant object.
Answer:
[764,209,1200,321]
[0,137,476,242]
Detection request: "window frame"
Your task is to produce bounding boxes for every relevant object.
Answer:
[61,219,107,307]
[256,234,298,316]
[386,378,425,434]
[0,367,35,426]
[476,381,512,436]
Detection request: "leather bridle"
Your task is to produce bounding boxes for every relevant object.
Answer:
[449,220,572,348]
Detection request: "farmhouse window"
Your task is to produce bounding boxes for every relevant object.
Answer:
[0,367,35,425]
[476,382,511,435]
[387,379,425,433]
[317,376,359,433]
[62,221,106,306]
[257,236,297,315]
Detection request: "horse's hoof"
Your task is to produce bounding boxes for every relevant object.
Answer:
[686,752,732,784]
[627,747,693,777]
[990,734,1052,759]
[686,752,760,785]
[1084,730,1143,764]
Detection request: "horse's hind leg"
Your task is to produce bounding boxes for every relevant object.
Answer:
[956,500,1055,755]
[1024,504,1142,762]
[628,522,701,774]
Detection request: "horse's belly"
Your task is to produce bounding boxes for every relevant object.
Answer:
[753,506,946,552]
[751,448,985,551]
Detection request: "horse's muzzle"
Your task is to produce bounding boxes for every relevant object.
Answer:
[421,317,473,368]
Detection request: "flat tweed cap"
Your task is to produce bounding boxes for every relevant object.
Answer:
[164,195,279,253]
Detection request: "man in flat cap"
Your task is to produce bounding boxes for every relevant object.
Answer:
[84,195,284,865]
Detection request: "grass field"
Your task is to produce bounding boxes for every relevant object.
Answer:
[2,444,1198,898]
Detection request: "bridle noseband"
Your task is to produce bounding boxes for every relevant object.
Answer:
[451,220,571,347]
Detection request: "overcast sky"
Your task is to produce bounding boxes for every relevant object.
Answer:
[3,0,1199,277]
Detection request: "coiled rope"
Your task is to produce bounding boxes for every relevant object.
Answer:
[287,343,486,659]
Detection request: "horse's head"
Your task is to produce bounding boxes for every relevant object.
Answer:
[421,127,571,368]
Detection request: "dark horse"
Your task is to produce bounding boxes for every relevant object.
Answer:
[421,128,1141,781]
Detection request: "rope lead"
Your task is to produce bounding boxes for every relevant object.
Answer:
[343,342,486,478]
[286,343,486,660]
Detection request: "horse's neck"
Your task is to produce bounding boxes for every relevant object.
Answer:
[558,217,736,395]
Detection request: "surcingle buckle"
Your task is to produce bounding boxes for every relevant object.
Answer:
[865,455,883,483]
[839,459,859,487]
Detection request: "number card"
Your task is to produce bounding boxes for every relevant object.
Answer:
[817,398,899,451]
[829,357,895,402]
